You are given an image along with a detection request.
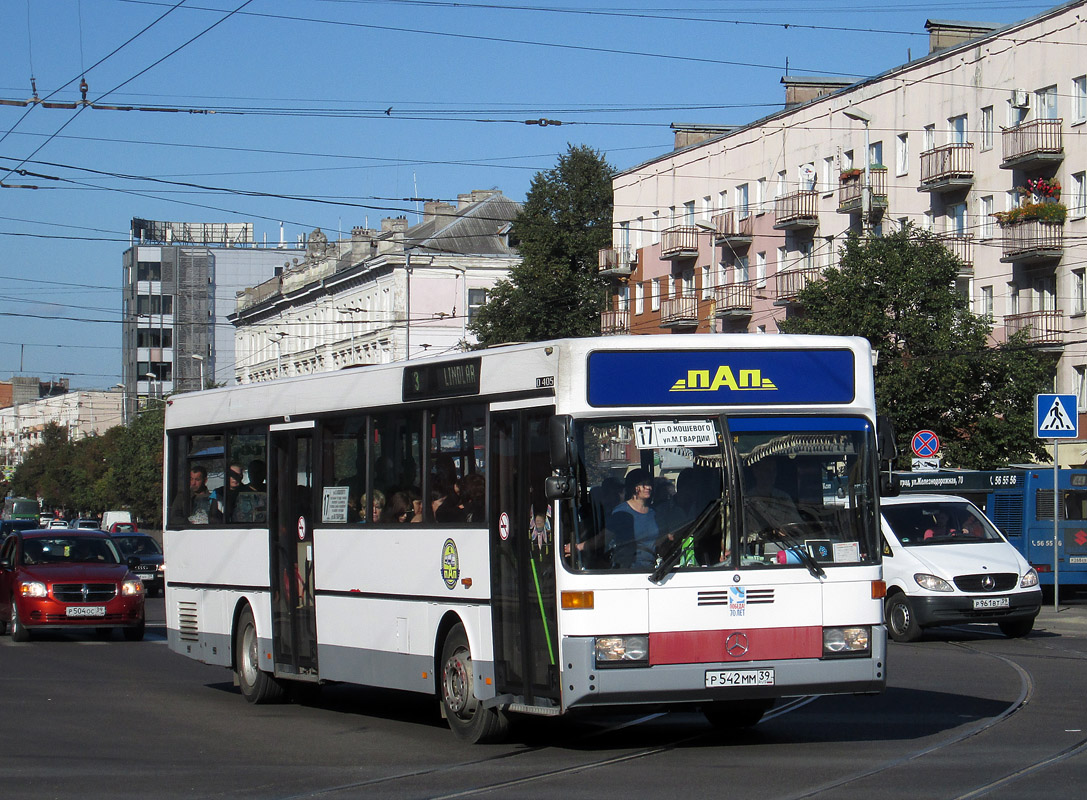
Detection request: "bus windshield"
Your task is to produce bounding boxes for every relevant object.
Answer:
[565,416,879,573]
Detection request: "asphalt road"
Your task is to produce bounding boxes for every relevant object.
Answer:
[2,597,1086,800]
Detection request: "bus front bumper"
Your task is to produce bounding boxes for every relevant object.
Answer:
[559,631,886,710]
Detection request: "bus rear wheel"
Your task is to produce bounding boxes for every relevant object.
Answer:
[235,606,285,704]
[440,624,509,743]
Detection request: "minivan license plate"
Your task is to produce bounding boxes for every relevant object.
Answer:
[66,606,106,617]
[973,597,1009,610]
[705,668,775,688]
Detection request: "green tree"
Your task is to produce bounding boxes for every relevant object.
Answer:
[779,226,1053,468]
[470,144,614,346]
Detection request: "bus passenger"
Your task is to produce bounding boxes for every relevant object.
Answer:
[386,491,415,524]
[605,469,659,568]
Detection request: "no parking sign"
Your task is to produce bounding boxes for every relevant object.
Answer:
[911,430,940,458]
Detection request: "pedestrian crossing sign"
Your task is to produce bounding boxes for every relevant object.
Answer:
[1036,394,1079,439]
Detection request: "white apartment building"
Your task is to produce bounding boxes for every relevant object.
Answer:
[121,218,305,414]
[606,3,1087,410]
[0,390,123,472]
[231,190,521,383]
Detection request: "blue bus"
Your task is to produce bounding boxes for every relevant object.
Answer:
[894,468,1087,587]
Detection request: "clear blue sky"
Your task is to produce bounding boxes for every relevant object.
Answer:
[0,0,1060,388]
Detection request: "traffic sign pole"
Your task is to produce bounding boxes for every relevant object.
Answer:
[1054,446,1059,611]
[1036,393,1078,611]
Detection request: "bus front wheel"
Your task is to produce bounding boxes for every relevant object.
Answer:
[440,624,509,743]
[235,607,285,704]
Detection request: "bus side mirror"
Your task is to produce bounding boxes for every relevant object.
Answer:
[545,475,574,500]
[877,415,897,463]
[550,415,574,472]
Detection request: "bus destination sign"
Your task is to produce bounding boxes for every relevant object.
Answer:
[403,357,482,401]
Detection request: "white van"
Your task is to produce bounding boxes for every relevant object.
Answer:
[101,510,132,532]
[880,494,1042,642]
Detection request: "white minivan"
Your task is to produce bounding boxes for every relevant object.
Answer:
[880,494,1042,642]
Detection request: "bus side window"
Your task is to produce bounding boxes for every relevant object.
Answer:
[321,415,366,524]
[373,410,422,525]
[428,404,485,525]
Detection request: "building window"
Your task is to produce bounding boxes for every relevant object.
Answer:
[701,265,713,299]
[617,285,629,310]
[136,261,162,281]
[756,252,766,288]
[634,282,644,315]
[136,329,173,348]
[1036,85,1058,120]
[1076,366,1087,412]
[980,106,994,150]
[735,255,750,284]
[979,196,994,239]
[756,178,767,214]
[775,170,787,198]
[467,288,488,322]
[1071,172,1087,219]
[1075,76,1087,124]
[683,201,695,226]
[136,295,173,315]
[652,211,660,244]
[736,183,750,219]
[948,202,967,235]
[1072,269,1087,316]
[922,211,934,232]
[923,124,935,152]
[1009,285,1020,316]
[681,269,694,296]
[948,114,968,145]
[980,286,994,321]
[634,217,644,251]
[896,133,909,176]
[776,246,788,278]
[822,156,835,194]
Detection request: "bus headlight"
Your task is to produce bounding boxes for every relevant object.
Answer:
[823,626,870,657]
[19,580,47,598]
[1020,568,1039,588]
[914,573,953,592]
[595,635,649,667]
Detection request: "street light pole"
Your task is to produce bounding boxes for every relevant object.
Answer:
[114,383,126,426]
[191,353,204,391]
[843,108,873,237]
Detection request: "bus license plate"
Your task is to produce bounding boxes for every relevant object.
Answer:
[66,606,106,618]
[705,668,775,688]
[973,597,1009,610]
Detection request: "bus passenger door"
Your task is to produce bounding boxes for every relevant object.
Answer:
[490,408,560,708]
[269,426,318,679]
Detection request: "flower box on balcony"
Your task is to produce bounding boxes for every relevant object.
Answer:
[994,201,1067,226]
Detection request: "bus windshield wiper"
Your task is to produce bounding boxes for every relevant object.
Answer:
[649,498,723,584]
[769,525,826,579]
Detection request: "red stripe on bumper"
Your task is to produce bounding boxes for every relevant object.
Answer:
[650,626,822,665]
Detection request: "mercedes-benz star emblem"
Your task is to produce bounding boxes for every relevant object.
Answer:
[982,575,996,591]
[725,632,749,657]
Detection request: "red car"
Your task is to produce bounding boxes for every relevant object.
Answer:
[0,530,146,642]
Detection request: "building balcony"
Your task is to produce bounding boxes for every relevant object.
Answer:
[709,210,753,248]
[773,191,819,230]
[1005,309,1064,350]
[659,294,700,328]
[938,233,974,275]
[713,281,754,319]
[1001,119,1063,169]
[774,266,822,306]
[838,167,888,214]
[918,143,974,192]
[661,225,699,260]
[598,246,636,278]
[999,219,1064,263]
[600,308,630,335]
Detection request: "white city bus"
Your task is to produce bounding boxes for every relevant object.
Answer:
[163,335,888,742]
